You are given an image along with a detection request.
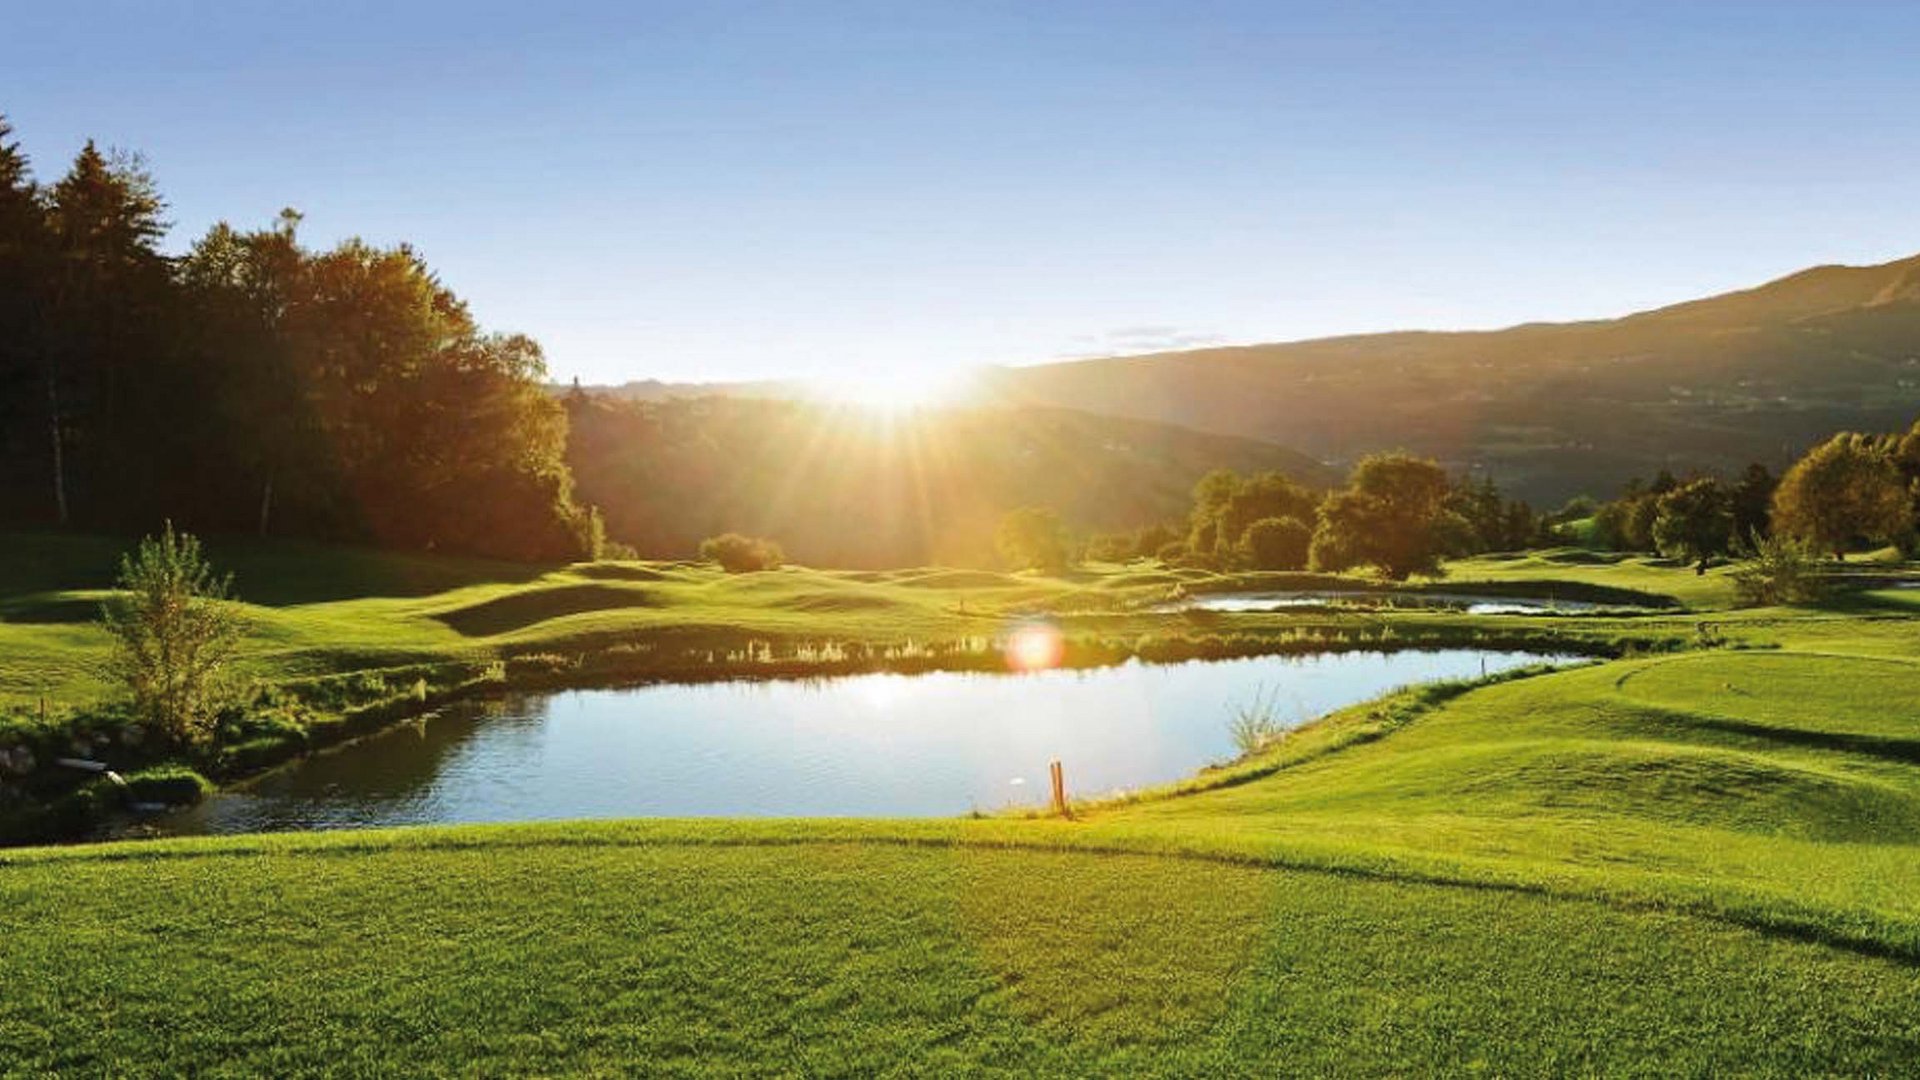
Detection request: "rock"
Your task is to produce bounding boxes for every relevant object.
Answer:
[0,745,34,776]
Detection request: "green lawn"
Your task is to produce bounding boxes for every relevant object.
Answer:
[5,534,1920,1073]
[5,834,1919,1075]
[0,534,1692,708]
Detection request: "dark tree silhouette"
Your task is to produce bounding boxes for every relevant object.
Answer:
[0,119,602,561]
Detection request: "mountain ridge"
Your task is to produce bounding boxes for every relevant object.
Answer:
[570,251,1920,502]
[974,250,1920,500]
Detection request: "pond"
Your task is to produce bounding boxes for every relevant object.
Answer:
[152,649,1572,835]
[1159,591,1623,615]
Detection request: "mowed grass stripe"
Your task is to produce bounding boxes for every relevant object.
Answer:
[3,843,1918,1076]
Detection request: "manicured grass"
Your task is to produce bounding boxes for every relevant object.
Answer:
[1442,547,1740,609]
[0,534,1692,708]
[4,832,1920,1076]
[6,532,1920,1072]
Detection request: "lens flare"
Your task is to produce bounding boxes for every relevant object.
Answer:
[1004,621,1064,672]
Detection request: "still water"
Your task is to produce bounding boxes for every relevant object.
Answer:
[1161,591,1617,615]
[158,649,1569,835]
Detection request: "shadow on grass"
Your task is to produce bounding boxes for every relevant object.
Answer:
[434,583,661,636]
[570,563,672,583]
[0,595,102,625]
[0,529,556,607]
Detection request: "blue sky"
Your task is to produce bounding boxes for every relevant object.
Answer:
[8,1,1920,388]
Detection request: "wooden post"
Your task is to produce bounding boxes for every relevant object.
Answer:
[1049,759,1068,818]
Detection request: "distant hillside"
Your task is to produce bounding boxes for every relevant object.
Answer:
[973,253,1920,501]
[564,395,1333,567]
[580,377,799,402]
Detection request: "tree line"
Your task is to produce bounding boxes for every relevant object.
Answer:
[1003,421,1920,581]
[561,391,1316,568]
[0,117,602,560]
[1576,419,1920,568]
[1004,453,1545,579]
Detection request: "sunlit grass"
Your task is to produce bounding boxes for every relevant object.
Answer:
[4,826,1920,1074]
[8,533,1920,1070]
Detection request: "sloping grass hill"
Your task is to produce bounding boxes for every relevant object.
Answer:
[4,538,1920,1072]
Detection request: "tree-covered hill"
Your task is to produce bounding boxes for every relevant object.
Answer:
[564,394,1334,567]
[963,253,1920,501]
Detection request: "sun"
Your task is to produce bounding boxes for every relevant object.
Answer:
[809,368,974,413]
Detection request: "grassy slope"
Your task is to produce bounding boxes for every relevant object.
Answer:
[0,531,1115,704]
[7,536,1920,1072]
[0,532,1681,707]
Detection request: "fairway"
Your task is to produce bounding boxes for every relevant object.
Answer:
[5,834,1920,1076]
[6,545,1920,1072]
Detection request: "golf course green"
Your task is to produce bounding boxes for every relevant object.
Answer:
[4,533,1920,1074]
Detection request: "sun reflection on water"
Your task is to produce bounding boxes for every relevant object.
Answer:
[1004,621,1064,673]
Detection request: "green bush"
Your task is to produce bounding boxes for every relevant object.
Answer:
[506,653,579,680]
[122,765,214,806]
[1729,533,1828,607]
[1238,516,1312,570]
[1082,532,1138,564]
[100,524,247,747]
[699,533,785,573]
[995,508,1071,572]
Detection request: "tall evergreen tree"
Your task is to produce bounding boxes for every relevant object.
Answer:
[42,141,172,524]
[0,115,51,520]
[0,122,600,561]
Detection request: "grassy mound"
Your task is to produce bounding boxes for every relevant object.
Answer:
[432,583,663,636]
[889,569,1023,589]
[1617,652,1920,744]
[568,562,675,582]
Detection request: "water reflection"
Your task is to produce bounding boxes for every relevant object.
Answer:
[159,649,1570,835]
[1159,591,1619,615]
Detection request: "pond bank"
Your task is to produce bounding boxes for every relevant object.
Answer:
[5,617,1685,845]
[142,648,1580,836]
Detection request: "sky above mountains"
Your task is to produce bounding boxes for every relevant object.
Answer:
[9,1,1920,389]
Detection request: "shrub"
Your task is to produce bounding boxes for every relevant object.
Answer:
[506,652,579,680]
[1622,496,1661,551]
[996,508,1071,572]
[1226,684,1289,757]
[1238,516,1312,570]
[698,533,785,573]
[100,524,247,747]
[121,765,214,806]
[1082,532,1138,564]
[1729,533,1827,607]
[1551,495,1598,523]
